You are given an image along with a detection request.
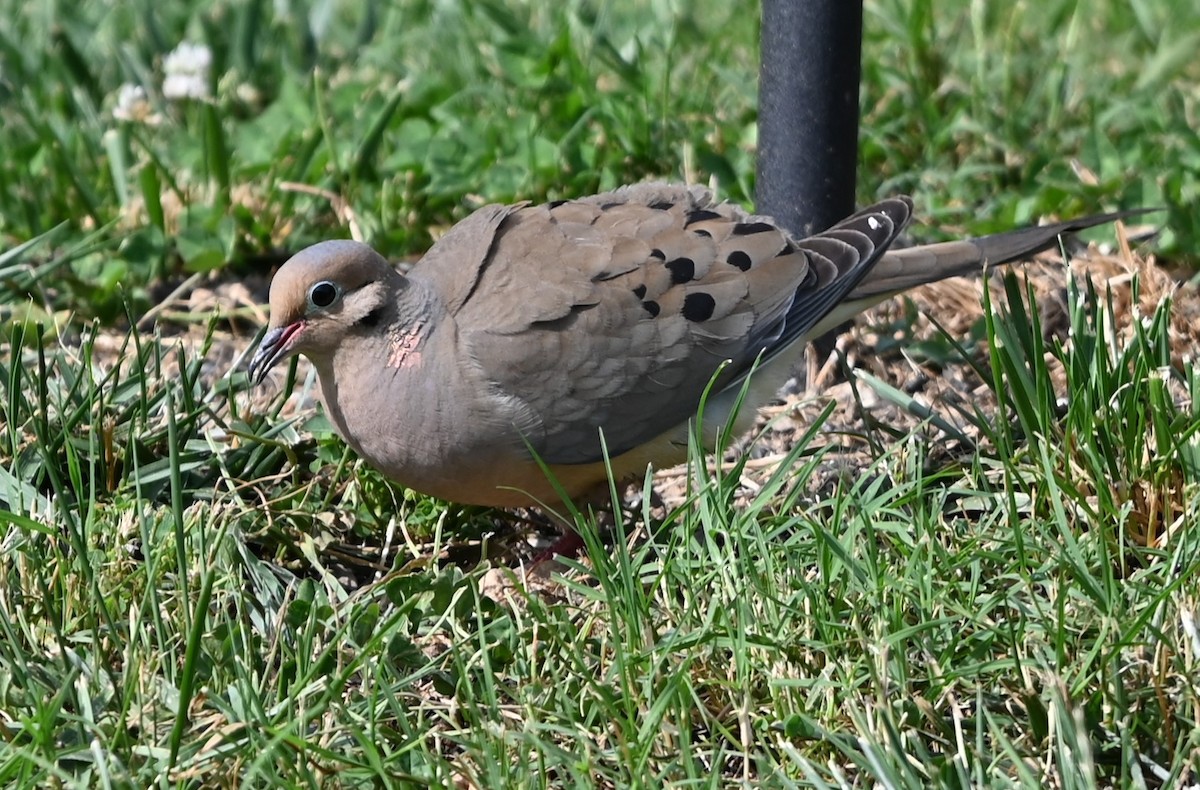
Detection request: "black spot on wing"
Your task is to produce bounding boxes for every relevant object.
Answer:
[643,300,661,318]
[694,229,712,239]
[632,284,647,299]
[649,248,666,261]
[682,292,716,322]
[665,257,696,284]
[685,209,723,226]
[547,199,568,209]
[727,250,752,271]
[732,221,776,235]
[600,201,622,210]
[649,200,674,210]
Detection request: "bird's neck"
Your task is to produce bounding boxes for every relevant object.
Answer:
[314,278,442,384]
[311,281,463,464]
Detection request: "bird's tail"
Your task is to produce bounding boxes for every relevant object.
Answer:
[851,209,1153,299]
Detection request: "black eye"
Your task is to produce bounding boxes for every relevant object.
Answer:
[308,281,340,309]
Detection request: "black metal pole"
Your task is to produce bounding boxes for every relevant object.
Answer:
[756,0,863,237]
[757,0,863,363]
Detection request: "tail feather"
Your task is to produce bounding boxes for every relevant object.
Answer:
[851,208,1154,299]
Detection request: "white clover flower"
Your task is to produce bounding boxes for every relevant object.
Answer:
[162,42,212,101]
[112,83,161,125]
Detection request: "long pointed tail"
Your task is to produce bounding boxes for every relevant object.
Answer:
[851,209,1154,299]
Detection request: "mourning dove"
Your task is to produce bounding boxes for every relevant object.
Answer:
[248,182,1133,510]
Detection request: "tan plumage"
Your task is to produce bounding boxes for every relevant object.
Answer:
[248,182,1134,509]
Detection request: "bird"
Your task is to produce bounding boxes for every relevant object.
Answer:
[248,182,1135,513]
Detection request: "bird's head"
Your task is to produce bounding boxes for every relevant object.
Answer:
[248,240,399,383]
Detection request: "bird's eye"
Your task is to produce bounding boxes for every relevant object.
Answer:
[308,281,341,309]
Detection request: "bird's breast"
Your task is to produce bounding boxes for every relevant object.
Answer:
[312,330,557,506]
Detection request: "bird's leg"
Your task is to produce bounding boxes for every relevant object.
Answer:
[529,506,609,566]
[531,530,586,566]
[529,483,631,566]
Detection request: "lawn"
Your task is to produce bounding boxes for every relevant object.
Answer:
[1,0,1199,786]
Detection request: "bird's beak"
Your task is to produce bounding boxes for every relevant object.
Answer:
[248,322,304,384]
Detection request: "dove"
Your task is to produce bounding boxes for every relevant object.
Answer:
[248,182,1135,510]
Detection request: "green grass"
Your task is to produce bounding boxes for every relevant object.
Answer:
[2,0,1199,785]
[0,0,1196,319]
